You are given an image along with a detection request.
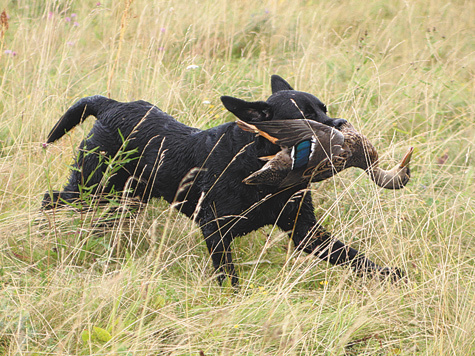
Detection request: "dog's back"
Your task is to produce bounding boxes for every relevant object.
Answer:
[43,95,269,213]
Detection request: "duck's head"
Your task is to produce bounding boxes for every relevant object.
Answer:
[369,147,413,189]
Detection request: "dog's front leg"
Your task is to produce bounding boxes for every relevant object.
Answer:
[199,213,239,287]
[295,224,397,278]
[278,192,402,281]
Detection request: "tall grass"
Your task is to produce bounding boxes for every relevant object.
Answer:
[0,0,473,354]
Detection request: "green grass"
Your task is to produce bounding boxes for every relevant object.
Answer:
[0,0,474,354]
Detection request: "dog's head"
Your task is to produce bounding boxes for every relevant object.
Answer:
[221,75,347,128]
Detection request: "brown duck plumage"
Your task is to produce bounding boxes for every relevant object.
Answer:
[237,119,413,189]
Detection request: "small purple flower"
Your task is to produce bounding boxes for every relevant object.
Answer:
[65,17,71,22]
[96,2,101,6]
[48,11,54,19]
[71,13,77,18]
[160,27,166,33]
[158,46,165,51]
[67,41,75,46]
[4,49,17,56]
[41,142,48,149]
[73,21,79,27]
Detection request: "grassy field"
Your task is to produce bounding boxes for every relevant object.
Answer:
[0,0,473,354]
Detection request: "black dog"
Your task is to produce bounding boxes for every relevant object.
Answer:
[43,75,401,285]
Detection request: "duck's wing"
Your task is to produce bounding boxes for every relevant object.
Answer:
[236,119,344,147]
[243,150,293,185]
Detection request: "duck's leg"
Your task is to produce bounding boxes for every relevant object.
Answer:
[277,191,402,281]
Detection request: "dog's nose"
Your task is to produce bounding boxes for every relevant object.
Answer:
[331,118,347,128]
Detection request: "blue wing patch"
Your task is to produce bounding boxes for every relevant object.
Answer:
[291,140,312,169]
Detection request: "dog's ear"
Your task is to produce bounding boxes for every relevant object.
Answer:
[221,96,273,122]
[271,75,294,93]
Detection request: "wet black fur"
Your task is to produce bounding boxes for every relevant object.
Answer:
[43,75,401,286]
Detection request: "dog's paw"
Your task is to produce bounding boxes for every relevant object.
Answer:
[379,266,405,283]
[42,191,59,210]
[42,190,74,210]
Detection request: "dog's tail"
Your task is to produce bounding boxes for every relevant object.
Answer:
[46,95,113,143]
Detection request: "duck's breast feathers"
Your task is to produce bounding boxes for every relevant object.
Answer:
[240,119,344,148]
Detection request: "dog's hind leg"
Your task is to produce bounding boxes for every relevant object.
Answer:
[43,138,112,209]
[277,192,402,281]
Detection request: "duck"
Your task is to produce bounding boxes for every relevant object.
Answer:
[236,119,413,189]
